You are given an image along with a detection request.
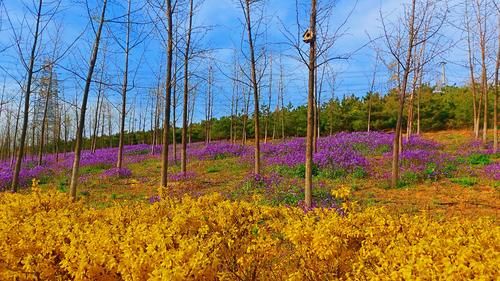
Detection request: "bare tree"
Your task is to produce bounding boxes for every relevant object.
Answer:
[10,0,44,192]
[115,0,148,169]
[230,62,237,144]
[367,55,379,133]
[279,56,285,140]
[239,0,264,175]
[464,0,481,138]
[264,52,272,144]
[181,0,194,174]
[381,0,446,188]
[188,84,196,144]
[473,0,489,143]
[494,4,499,153]
[37,26,63,165]
[160,0,174,188]
[205,64,214,144]
[91,47,107,153]
[37,61,55,165]
[304,0,317,208]
[280,0,356,206]
[69,0,108,200]
[116,0,133,169]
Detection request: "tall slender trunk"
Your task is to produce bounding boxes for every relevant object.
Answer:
[234,79,240,143]
[108,105,112,148]
[367,59,377,133]
[117,0,131,169]
[407,31,426,140]
[63,106,68,157]
[494,14,499,153]
[91,84,102,153]
[242,0,261,175]
[172,69,177,163]
[0,78,5,159]
[181,0,194,173]
[160,0,174,188]
[38,65,53,165]
[205,67,213,145]
[55,100,61,161]
[92,59,105,153]
[312,65,317,153]
[99,99,105,148]
[264,53,272,144]
[280,63,285,140]
[11,96,22,166]
[416,65,423,135]
[304,0,317,208]
[475,0,488,143]
[466,0,480,138]
[4,112,12,160]
[406,72,418,140]
[230,77,235,143]
[242,86,249,144]
[208,67,214,143]
[316,64,325,148]
[188,88,196,144]
[152,81,160,153]
[69,0,107,200]
[391,0,416,189]
[31,103,38,161]
[11,0,43,192]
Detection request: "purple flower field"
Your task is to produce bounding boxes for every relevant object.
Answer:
[1,131,498,191]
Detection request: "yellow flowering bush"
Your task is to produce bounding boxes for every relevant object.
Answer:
[0,187,498,280]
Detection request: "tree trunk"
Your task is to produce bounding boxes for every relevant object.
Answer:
[234,77,240,144]
[494,13,499,153]
[38,65,53,165]
[305,0,317,208]
[117,0,131,169]
[188,88,196,144]
[10,96,22,167]
[242,0,261,175]
[230,77,235,143]
[367,59,377,133]
[242,86,249,144]
[160,0,173,188]
[391,0,416,189]
[475,0,488,143]
[264,53,272,144]
[279,61,285,140]
[172,70,177,163]
[181,0,194,173]
[316,64,325,148]
[11,0,43,192]
[92,60,105,153]
[69,0,107,200]
[312,65,317,153]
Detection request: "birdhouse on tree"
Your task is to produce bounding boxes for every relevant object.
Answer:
[303,28,314,43]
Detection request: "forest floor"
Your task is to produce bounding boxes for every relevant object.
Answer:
[36,129,499,219]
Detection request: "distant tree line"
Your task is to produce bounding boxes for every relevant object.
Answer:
[16,83,493,156]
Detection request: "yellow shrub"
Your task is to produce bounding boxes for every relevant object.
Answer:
[0,189,498,280]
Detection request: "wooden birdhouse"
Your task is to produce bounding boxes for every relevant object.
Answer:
[303,29,314,43]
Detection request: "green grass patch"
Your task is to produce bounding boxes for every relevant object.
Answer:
[397,172,419,188]
[468,153,491,166]
[206,166,221,173]
[451,177,478,187]
[80,164,110,174]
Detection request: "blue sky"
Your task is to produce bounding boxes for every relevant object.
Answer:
[0,0,476,129]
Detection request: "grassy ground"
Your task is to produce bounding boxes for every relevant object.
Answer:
[39,130,499,219]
